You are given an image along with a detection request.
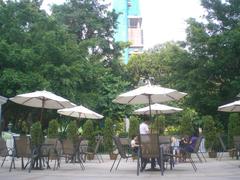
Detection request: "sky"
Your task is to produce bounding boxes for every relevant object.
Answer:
[41,0,205,49]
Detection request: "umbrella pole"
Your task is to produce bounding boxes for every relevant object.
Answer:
[40,99,45,122]
[40,108,43,122]
[148,95,152,133]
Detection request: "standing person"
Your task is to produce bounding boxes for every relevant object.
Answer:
[139,117,152,171]
[139,118,150,134]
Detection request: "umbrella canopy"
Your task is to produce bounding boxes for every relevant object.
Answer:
[113,82,187,121]
[113,84,187,105]
[218,100,240,112]
[57,105,104,119]
[134,103,183,115]
[10,90,75,121]
[10,90,75,109]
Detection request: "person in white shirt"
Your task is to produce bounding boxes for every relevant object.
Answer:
[139,120,150,134]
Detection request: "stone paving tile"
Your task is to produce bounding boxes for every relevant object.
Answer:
[0,154,239,180]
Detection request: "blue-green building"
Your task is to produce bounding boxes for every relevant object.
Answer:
[112,0,143,64]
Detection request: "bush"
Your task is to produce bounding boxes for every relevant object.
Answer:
[103,118,114,153]
[128,116,139,138]
[228,113,240,148]
[151,115,165,135]
[66,120,78,144]
[47,119,59,138]
[82,120,95,149]
[179,108,198,136]
[202,115,218,151]
[30,121,44,148]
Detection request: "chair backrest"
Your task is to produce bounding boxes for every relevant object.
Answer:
[193,136,203,153]
[0,138,8,156]
[159,136,171,144]
[62,139,75,155]
[94,137,102,154]
[13,136,31,157]
[119,138,130,146]
[233,136,240,148]
[139,134,160,159]
[217,134,226,151]
[159,136,171,154]
[113,136,128,158]
[44,138,57,146]
[79,140,88,153]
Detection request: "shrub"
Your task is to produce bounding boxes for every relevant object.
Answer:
[103,118,114,153]
[30,121,44,148]
[47,119,59,138]
[82,120,95,149]
[151,115,165,135]
[179,108,198,136]
[128,116,139,138]
[202,115,218,151]
[228,113,240,148]
[66,120,78,144]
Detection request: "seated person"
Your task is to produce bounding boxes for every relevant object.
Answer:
[131,136,139,155]
[184,134,198,153]
[179,133,198,161]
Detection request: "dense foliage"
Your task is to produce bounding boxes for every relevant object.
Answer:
[0,0,129,131]
[1,0,240,143]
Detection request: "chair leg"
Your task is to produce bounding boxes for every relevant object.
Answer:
[110,156,118,172]
[195,152,203,163]
[115,157,122,170]
[96,154,101,163]
[99,154,104,162]
[1,154,7,167]
[187,154,197,172]
[9,155,15,172]
[200,152,207,162]
[137,151,140,176]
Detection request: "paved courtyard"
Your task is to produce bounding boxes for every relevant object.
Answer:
[0,154,239,180]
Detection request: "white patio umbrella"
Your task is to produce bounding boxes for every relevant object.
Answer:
[218,100,240,112]
[113,83,187,105]
[10,90,76,121]
[113,82,187,120]
[57,105,104,119]
[134,103,183,115]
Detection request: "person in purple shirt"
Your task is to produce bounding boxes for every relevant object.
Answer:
[184,133,198,152]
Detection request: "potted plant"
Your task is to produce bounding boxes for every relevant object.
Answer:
[202,115,218,158]
[103,118,117,160]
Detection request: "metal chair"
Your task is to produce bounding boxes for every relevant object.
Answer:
[10,136,37,172]
[138,134,164,176]
[83,137,104,163]
[110,136,133,172]
[0,138,12,167]
[233,136,240,160]
[42,138,61,170]
[62,139,85,170]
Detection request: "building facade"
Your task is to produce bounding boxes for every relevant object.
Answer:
[112,0,143,64]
